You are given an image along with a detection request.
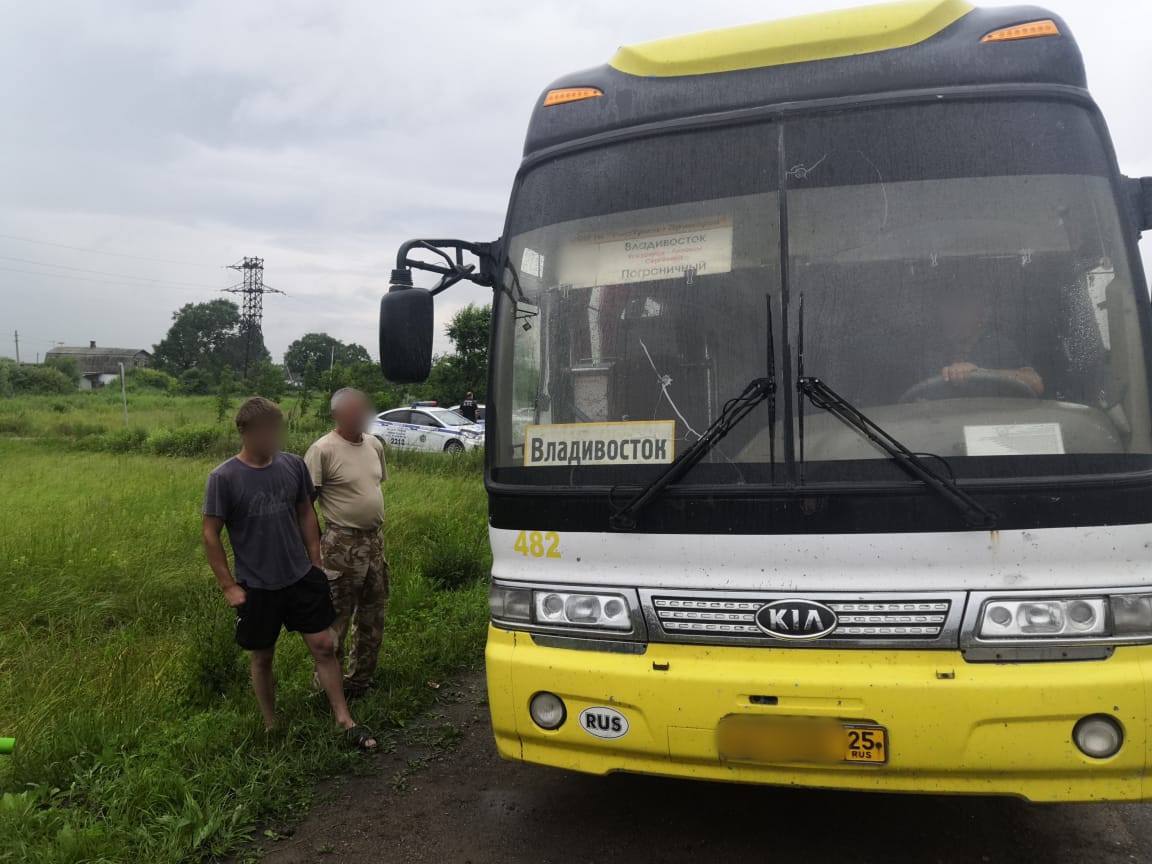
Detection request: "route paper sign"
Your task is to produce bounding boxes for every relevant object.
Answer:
[524,420,676,467]
[557,217,732,288]
[964,423,1065,457]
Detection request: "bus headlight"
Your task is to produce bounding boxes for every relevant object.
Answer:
[535,590,632,630]
[979,598,1107,638]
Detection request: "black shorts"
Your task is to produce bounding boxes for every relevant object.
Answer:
[234,567,336,651]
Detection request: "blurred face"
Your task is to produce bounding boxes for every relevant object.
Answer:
[940,292,987,340]
[332,392,371,435]
[241,416,284,456]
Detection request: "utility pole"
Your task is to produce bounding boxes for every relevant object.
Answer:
[12,330,19,364]
[222,257,284,381]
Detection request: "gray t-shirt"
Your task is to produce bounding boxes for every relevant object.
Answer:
[203,452,316,590]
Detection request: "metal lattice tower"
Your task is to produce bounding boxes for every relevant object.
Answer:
[223,257,284,378]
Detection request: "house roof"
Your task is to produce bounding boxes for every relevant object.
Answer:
[45,345,152,377]
[46,346,150,357]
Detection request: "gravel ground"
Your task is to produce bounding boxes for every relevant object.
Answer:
[255,671,1152,864]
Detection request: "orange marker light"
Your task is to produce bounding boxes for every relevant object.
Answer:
[981,19,1060,43]
[543,87,603,107]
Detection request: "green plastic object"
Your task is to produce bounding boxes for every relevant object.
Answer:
[0,738,14,755]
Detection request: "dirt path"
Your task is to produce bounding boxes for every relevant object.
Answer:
[255,670,1152,864]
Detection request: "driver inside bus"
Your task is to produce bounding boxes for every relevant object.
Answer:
[934,288,1044,397]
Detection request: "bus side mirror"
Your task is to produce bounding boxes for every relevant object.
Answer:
[1140,178,1152,233]
[1125,176,1152,234]
[379,271,433,383]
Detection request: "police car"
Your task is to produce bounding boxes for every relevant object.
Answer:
[371,404,483,453]
[448,403,486,425]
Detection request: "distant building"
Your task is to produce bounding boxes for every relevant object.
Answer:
[45,341,152,390]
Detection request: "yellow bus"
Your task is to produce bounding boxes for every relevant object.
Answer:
[379,0,1152,801]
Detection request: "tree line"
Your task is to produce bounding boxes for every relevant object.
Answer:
[1,298,491,409]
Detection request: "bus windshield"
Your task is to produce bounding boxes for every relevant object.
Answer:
[492,99,1152,486]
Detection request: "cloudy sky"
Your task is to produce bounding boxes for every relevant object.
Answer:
[2,0,1150,364]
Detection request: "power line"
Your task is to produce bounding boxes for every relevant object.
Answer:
[0,264,214,293]
[0,253,225,290]
[0,231,219,268]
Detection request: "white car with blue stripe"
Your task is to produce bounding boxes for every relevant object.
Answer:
[371,406,483,453]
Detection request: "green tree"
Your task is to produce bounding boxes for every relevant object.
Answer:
[425,304,491,402]
[215,367,235,424]
[152,300,270,377]
[250,361,287,401]
[284,333,372,384]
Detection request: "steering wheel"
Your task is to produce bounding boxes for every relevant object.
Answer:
[899,370,1038,403]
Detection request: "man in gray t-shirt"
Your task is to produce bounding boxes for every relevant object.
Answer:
[202,451,315,590]
[201,396,377,751]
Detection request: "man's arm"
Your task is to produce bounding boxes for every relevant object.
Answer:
[202,515,246,607]
[297,500,323,568]
[942,362,1044,396]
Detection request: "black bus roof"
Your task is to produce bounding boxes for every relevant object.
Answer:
[523,1,1087,157]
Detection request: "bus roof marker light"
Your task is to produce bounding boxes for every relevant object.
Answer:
[543,87,603,107]
[981,19,1060,43]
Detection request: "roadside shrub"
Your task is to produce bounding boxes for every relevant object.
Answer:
[0,360,13,397]
[50,419,108,438]
[147,425,233,458]
[129,368,177,392]
[95,427,149,453]
[178,368,214,396]
[0,413,31,436]
[44,355,79,381]
[10,365,74,395]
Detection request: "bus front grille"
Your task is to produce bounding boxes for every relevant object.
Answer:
[643,592,964,649]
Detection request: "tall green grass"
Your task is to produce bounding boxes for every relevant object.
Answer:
[0,440,489,863]
[0,392,220,438]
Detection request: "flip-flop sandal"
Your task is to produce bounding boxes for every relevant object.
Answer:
[343,724,378,752]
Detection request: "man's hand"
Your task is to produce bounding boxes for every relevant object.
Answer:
[942,362,979,384]
[223,584,247,608]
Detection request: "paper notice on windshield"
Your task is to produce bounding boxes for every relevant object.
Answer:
[525,420,676,467]
[964,423,1065,457]
[557,217,732,288]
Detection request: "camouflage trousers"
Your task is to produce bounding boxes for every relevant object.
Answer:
[321,525,389,690]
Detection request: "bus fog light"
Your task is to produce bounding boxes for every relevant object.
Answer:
[1073,715,1123,759]
[529,692,566,730]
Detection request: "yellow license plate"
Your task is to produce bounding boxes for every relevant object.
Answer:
[717,716,888,765]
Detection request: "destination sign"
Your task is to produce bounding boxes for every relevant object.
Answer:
[524,420,676,467]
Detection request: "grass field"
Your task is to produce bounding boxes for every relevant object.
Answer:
[0,391,219,438]
[0,401,490,862]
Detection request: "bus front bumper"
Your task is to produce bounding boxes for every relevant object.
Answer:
[485,626,1152,802]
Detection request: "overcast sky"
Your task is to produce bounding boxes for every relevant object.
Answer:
[1,0,1150,364]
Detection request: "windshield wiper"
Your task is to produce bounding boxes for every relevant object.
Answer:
[609,376,775,531]
[797,376,998,529]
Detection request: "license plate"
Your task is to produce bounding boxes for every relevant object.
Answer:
[717,716,888,765]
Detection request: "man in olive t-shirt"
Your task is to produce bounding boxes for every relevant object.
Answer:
[305,388,390,697]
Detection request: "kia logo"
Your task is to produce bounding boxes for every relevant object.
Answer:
[755,599,838,640]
